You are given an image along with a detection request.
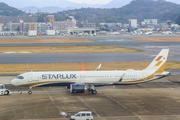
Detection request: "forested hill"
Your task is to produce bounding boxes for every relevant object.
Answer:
[0,2,25,16]
[55,0,180,23]
[1,0,180,24]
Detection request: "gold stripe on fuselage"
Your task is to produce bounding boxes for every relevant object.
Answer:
[121,62,166,84]
[20,81,70,87]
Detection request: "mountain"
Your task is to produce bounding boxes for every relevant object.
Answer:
[20,6,64,13]
[0,0,101,9]
[0,2,25,16]
[102,0,131,8]
[167,0,180,4]
[119,0,180,22]
[55,0,180,23]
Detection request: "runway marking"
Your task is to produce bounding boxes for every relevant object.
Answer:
[43,88,66,118]
[105,40,124,42]
[104,94,143,120]
[11,91,45,94]
[77,96,100,117]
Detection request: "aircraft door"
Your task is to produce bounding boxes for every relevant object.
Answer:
[28,74,33,82]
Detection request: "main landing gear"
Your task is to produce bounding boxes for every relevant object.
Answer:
[28,87,32,94]
[87,85,97,95]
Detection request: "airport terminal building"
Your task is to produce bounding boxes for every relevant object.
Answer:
[67,28,96,35]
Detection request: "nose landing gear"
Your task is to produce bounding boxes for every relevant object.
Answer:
[28,87,32,94]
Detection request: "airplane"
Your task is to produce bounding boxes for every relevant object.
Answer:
[11,49,170,95]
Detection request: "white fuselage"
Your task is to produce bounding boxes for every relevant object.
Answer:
[11,70,160,87]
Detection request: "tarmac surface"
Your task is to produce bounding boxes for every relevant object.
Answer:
[0,35,180,120]
[0,35,180,63]
[1,72,180,120]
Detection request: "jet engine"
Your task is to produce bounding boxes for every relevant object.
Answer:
[70,84,85,93]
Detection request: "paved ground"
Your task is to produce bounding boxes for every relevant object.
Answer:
[0,73,180,120]
[0,35,180,63]
[0,35,180,120]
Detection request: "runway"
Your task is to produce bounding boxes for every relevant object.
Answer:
[0,35,180,64]
[1,74,180,120]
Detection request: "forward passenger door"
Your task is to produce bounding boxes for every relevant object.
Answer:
[28,74,33,82]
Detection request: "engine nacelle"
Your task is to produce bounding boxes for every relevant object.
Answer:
[70,84,85,93]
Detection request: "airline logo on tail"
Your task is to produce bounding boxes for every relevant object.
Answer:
[155,56,163,66]
[155,56,163,61]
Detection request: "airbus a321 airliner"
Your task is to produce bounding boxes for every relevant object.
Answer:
[11,49,170,95]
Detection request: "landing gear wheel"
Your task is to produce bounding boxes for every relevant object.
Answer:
[4,90,9,95]
[28,91,32,94]
[92,90,97,95]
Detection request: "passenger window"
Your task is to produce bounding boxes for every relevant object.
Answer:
[87,113,90,116]
[1,85,3,89]
[82,113,86,116]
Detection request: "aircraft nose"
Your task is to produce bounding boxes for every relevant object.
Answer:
[11,79,18,86]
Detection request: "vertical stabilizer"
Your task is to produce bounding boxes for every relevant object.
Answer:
[144,49,169,74]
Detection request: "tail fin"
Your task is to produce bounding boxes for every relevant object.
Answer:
[144,49,169,74]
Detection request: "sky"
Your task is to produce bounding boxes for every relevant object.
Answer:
[0,0,179,8]
[68,0,112,4]
[68,0,180,4]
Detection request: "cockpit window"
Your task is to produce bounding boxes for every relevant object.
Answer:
[17,76,24,79]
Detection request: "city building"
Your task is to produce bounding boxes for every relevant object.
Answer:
[28,23,37,31]
[37,23,52,33]
[0,31,17,36]
[122,24,129,29]
[67,28,96,35]
[6,22,20,31]
[171,24,179,27]
[53,19,76,32]
[142,19,158,25]
[20,20,38,32]
[0,23,3,31]
[99,23,121,27]
[160,24,169,31]
[129,19,137,28]
[76,21,96,28]
[44,15,55,23]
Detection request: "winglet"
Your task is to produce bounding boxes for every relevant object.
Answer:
[95,64,102,71]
